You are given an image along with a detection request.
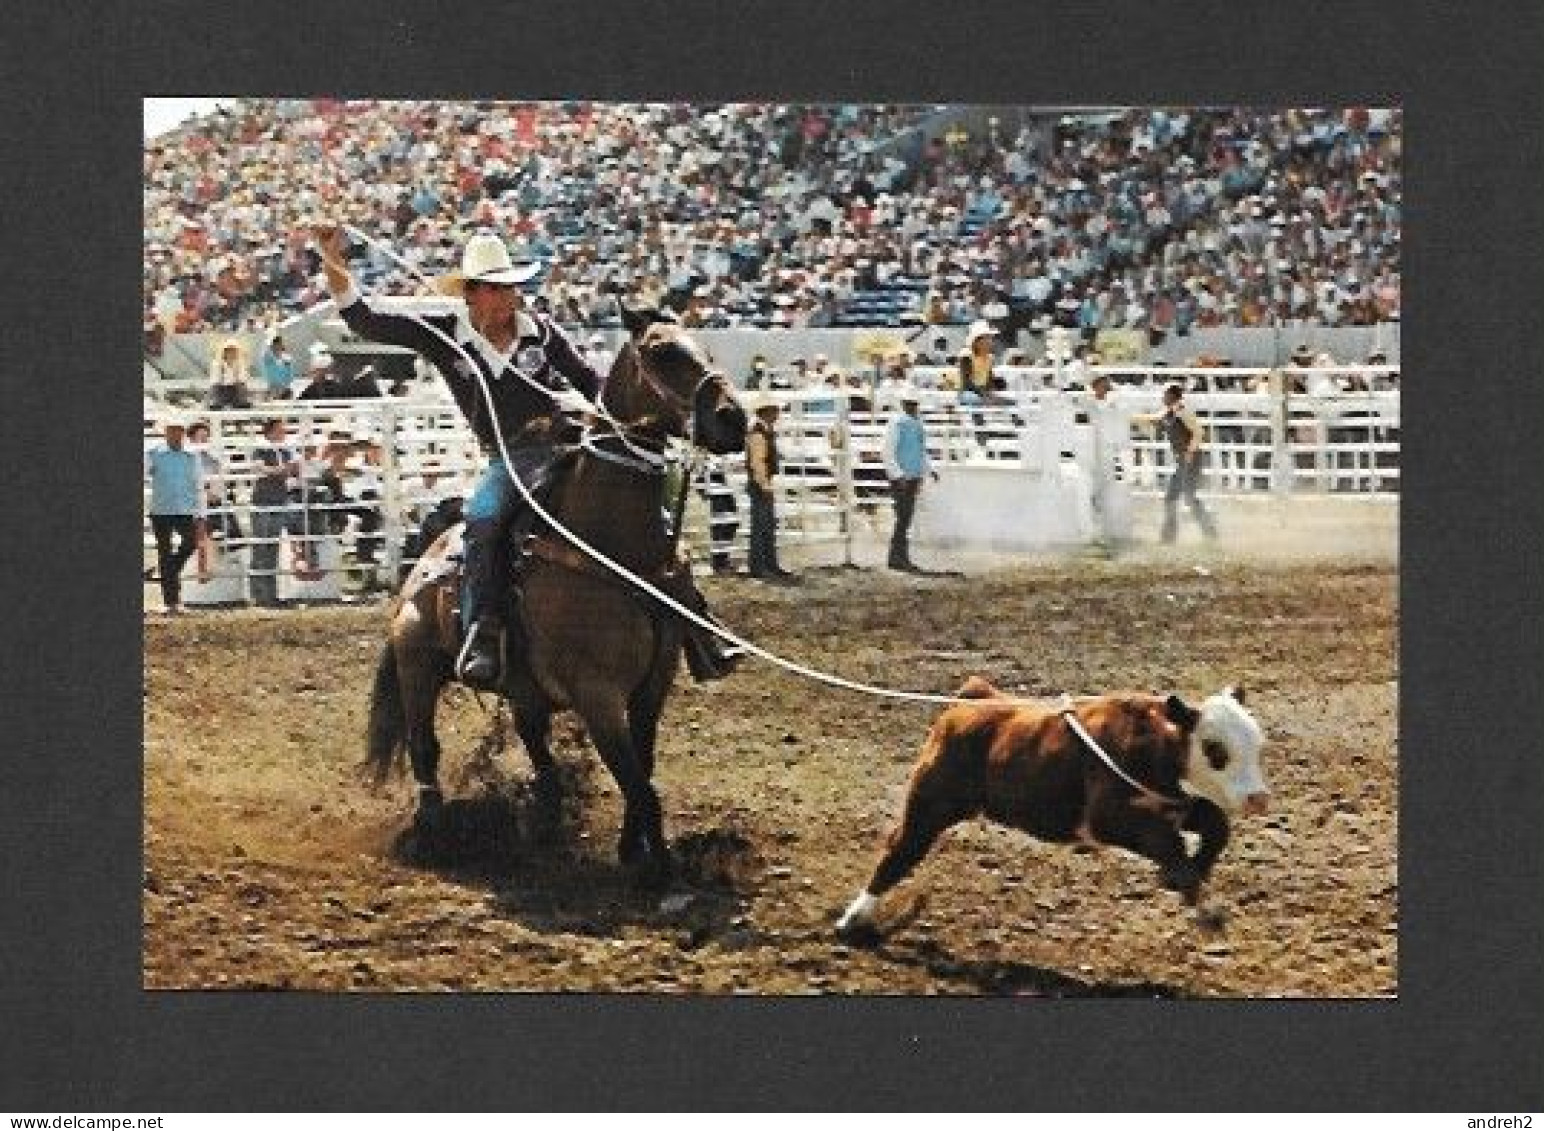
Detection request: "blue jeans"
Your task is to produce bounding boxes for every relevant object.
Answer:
[1162,455,1217,542]
[461,450,551,631]
[747,484,780,575]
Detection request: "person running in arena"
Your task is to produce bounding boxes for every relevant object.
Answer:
[311,223,737,688]
[1138,382,1219,544]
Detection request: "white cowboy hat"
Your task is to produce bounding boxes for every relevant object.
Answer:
[459,231,541,286]
[966,320,998,345]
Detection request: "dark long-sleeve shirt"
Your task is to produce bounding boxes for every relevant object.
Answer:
[336,287,603,454]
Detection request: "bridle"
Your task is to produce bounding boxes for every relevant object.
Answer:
[608,336,731,454]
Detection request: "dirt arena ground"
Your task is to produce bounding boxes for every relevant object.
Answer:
[144,516,1398,997]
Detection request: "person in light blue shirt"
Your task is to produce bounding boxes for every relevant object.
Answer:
[881,395,938,573]
[144,415,205,614]
[258,333,296,399]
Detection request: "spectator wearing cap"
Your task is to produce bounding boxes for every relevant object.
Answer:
[247,417,311,607]
[744,396,793,582]
[881,395,938,572]
[206,338,253,410]
[809,354,834,387]
[1364,349,1396,392]
[144,413,206,615]
[1286,342,1315,393]
[957,320,1008,404]
[876,350,915,404]
[746,353,771,391]
[186,420,242,578]
[313,430,386,578]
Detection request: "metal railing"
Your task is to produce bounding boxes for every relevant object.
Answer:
[144,378,1400,604]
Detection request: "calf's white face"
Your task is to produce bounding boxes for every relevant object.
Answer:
[1179,687,1271,817]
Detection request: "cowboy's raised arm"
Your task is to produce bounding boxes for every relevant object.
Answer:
[310,224,454,358]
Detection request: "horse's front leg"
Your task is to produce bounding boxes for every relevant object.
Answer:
[579,694,671,885]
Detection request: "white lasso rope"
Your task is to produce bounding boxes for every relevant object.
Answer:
[333,223,1055,711]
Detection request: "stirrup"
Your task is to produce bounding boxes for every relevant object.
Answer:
[455,622,504,687]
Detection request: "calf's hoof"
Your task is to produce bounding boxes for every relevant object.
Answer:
[835,891,886,946]
[834,918,885,948]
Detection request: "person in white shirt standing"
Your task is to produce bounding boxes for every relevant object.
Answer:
[1087,373,1134,549]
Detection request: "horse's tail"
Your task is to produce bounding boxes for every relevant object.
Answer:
[363,641,406,784]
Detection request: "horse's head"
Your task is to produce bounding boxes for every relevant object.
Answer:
[609,302,747,455]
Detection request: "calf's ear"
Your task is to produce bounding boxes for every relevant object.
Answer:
[1227,684,1246,705]
[1165,694,1200,729]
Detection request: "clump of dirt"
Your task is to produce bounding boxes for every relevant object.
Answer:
[674,827,763,891]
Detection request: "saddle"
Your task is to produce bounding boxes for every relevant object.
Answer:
[408,440,728,682]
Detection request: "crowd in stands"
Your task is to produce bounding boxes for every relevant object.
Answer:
[145,101,1400,343]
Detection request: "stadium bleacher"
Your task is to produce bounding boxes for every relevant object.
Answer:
[144,102,1400,348]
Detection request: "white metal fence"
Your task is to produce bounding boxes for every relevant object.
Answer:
[143,371,1399,605]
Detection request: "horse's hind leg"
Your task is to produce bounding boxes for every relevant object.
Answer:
[511,698,562,837]
[399,646,451,829]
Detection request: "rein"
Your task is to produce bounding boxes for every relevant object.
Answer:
[578,426,669,476]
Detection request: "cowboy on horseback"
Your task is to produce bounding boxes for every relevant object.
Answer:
[313,223,737,689]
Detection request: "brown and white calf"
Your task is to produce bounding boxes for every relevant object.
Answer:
[835,677,1270,938]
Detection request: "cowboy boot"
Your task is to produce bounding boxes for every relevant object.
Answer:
[667,573,741,681]
[457,518,506,690]
[684,616,742,681]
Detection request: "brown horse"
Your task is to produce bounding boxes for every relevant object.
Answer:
[365,306,747,880]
